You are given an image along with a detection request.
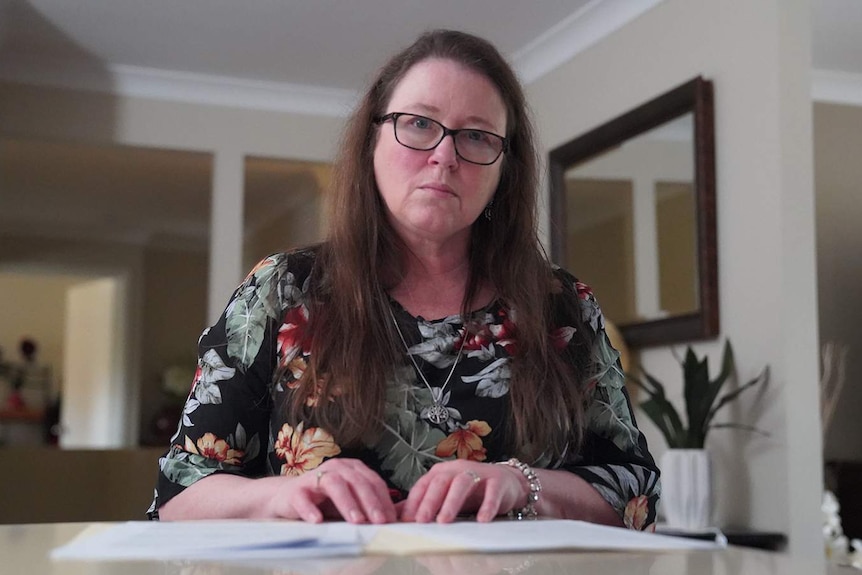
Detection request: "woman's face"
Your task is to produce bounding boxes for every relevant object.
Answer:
[373,58,507,247]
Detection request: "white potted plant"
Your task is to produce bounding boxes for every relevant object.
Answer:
[630,341,769,530]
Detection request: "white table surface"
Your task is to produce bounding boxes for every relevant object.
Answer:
[4,521,848,575]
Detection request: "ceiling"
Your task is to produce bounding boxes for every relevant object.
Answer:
[0,0,860,253]
[1,1,859,113]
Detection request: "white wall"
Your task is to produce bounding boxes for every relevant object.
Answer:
[529,0,821,557]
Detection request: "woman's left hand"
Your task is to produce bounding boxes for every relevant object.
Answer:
[399,460,528,523]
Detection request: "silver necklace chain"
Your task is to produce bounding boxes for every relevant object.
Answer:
[388,305,467,425]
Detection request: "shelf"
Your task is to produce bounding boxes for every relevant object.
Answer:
[0,408,45,423]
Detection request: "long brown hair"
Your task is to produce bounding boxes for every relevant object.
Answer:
[291,29,592,462]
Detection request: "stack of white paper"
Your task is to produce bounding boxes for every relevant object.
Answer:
[51,519,722,562]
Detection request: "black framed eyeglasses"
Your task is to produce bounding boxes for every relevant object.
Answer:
[374,112,508,166]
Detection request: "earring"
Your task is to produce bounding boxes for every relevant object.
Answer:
[484,199,494,221]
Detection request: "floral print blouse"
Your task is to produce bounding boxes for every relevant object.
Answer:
[149,247,660,530]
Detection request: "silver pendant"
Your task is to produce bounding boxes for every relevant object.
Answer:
[426,403,450,425]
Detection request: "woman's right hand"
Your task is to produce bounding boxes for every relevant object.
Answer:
[264,458,397,524]
[158,458,397,523]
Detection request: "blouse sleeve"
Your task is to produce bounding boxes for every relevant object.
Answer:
[147,254,293,519]
[556,274,662,531]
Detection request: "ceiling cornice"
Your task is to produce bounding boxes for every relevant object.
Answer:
[107,64,359,117]
[0,57,359,118]
[511,0,666,84]
[812,69,862,106]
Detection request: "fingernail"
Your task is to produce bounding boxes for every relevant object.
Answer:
[349,510,363,523]
[372,510,386,523]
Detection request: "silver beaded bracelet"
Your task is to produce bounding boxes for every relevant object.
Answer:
[497,457,542,520]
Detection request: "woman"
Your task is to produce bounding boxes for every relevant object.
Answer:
[150,29,660,529]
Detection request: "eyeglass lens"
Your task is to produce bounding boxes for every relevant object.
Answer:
[393,114,504,165]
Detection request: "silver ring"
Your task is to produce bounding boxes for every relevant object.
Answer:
[465,470,481,484]
[315,469,327,488]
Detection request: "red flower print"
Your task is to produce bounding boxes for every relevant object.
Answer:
[435,420,492,461]
[274,422,341,476]
[489,308,518,354]
[277,306,310,368]
[184,432,244,465]
[460,324,494,351]
[189,365,202,395]
[624,495,650,530]
[575,281,593,300]
[549,326,575,350]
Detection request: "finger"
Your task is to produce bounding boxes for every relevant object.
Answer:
[317,460,397,522]
[336,460,398,520]
[348,475,398,524]
[476,477,505,522]
[412,474,453,523]
[288,487,325,523]
[399,478,430,522]
[318,472,368,523]
[435,470,481,523]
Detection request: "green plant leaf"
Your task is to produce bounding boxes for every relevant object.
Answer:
[709,422,770,437]
[685,341,737,446]
[683,347,714,446]
[628,370,688,447]
[628,370,666,398]
[630,340,769,449]
[705,365,770,428]
[639,395,686,448]
[703,341,736,421]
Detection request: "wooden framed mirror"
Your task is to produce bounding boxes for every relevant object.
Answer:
[548,76,717,348]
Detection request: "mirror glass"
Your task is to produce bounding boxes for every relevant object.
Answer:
[564,114,697,325]
[549,77,717,348]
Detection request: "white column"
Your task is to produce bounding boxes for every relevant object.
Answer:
[778,0,823,558]
[208,149,245,324]
[631,175,661,319]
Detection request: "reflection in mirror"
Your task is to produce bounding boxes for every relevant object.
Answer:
[564,114,697,325]
[549,77,716,348]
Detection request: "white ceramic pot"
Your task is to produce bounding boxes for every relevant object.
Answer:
[660,448,712,530]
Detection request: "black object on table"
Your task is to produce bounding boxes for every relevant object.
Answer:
[658,526,787,551]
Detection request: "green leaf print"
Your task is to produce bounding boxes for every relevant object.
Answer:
[587,396,639,453]
[585,334,641,453]
[250,257,284,318]
[160,456,218,488]
[225,291,269,372]
[377,411,445,490]
[244,433,261,461]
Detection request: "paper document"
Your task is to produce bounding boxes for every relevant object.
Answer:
[365,520,723,555]
[51,520,363,561]
[51,519,722,562]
